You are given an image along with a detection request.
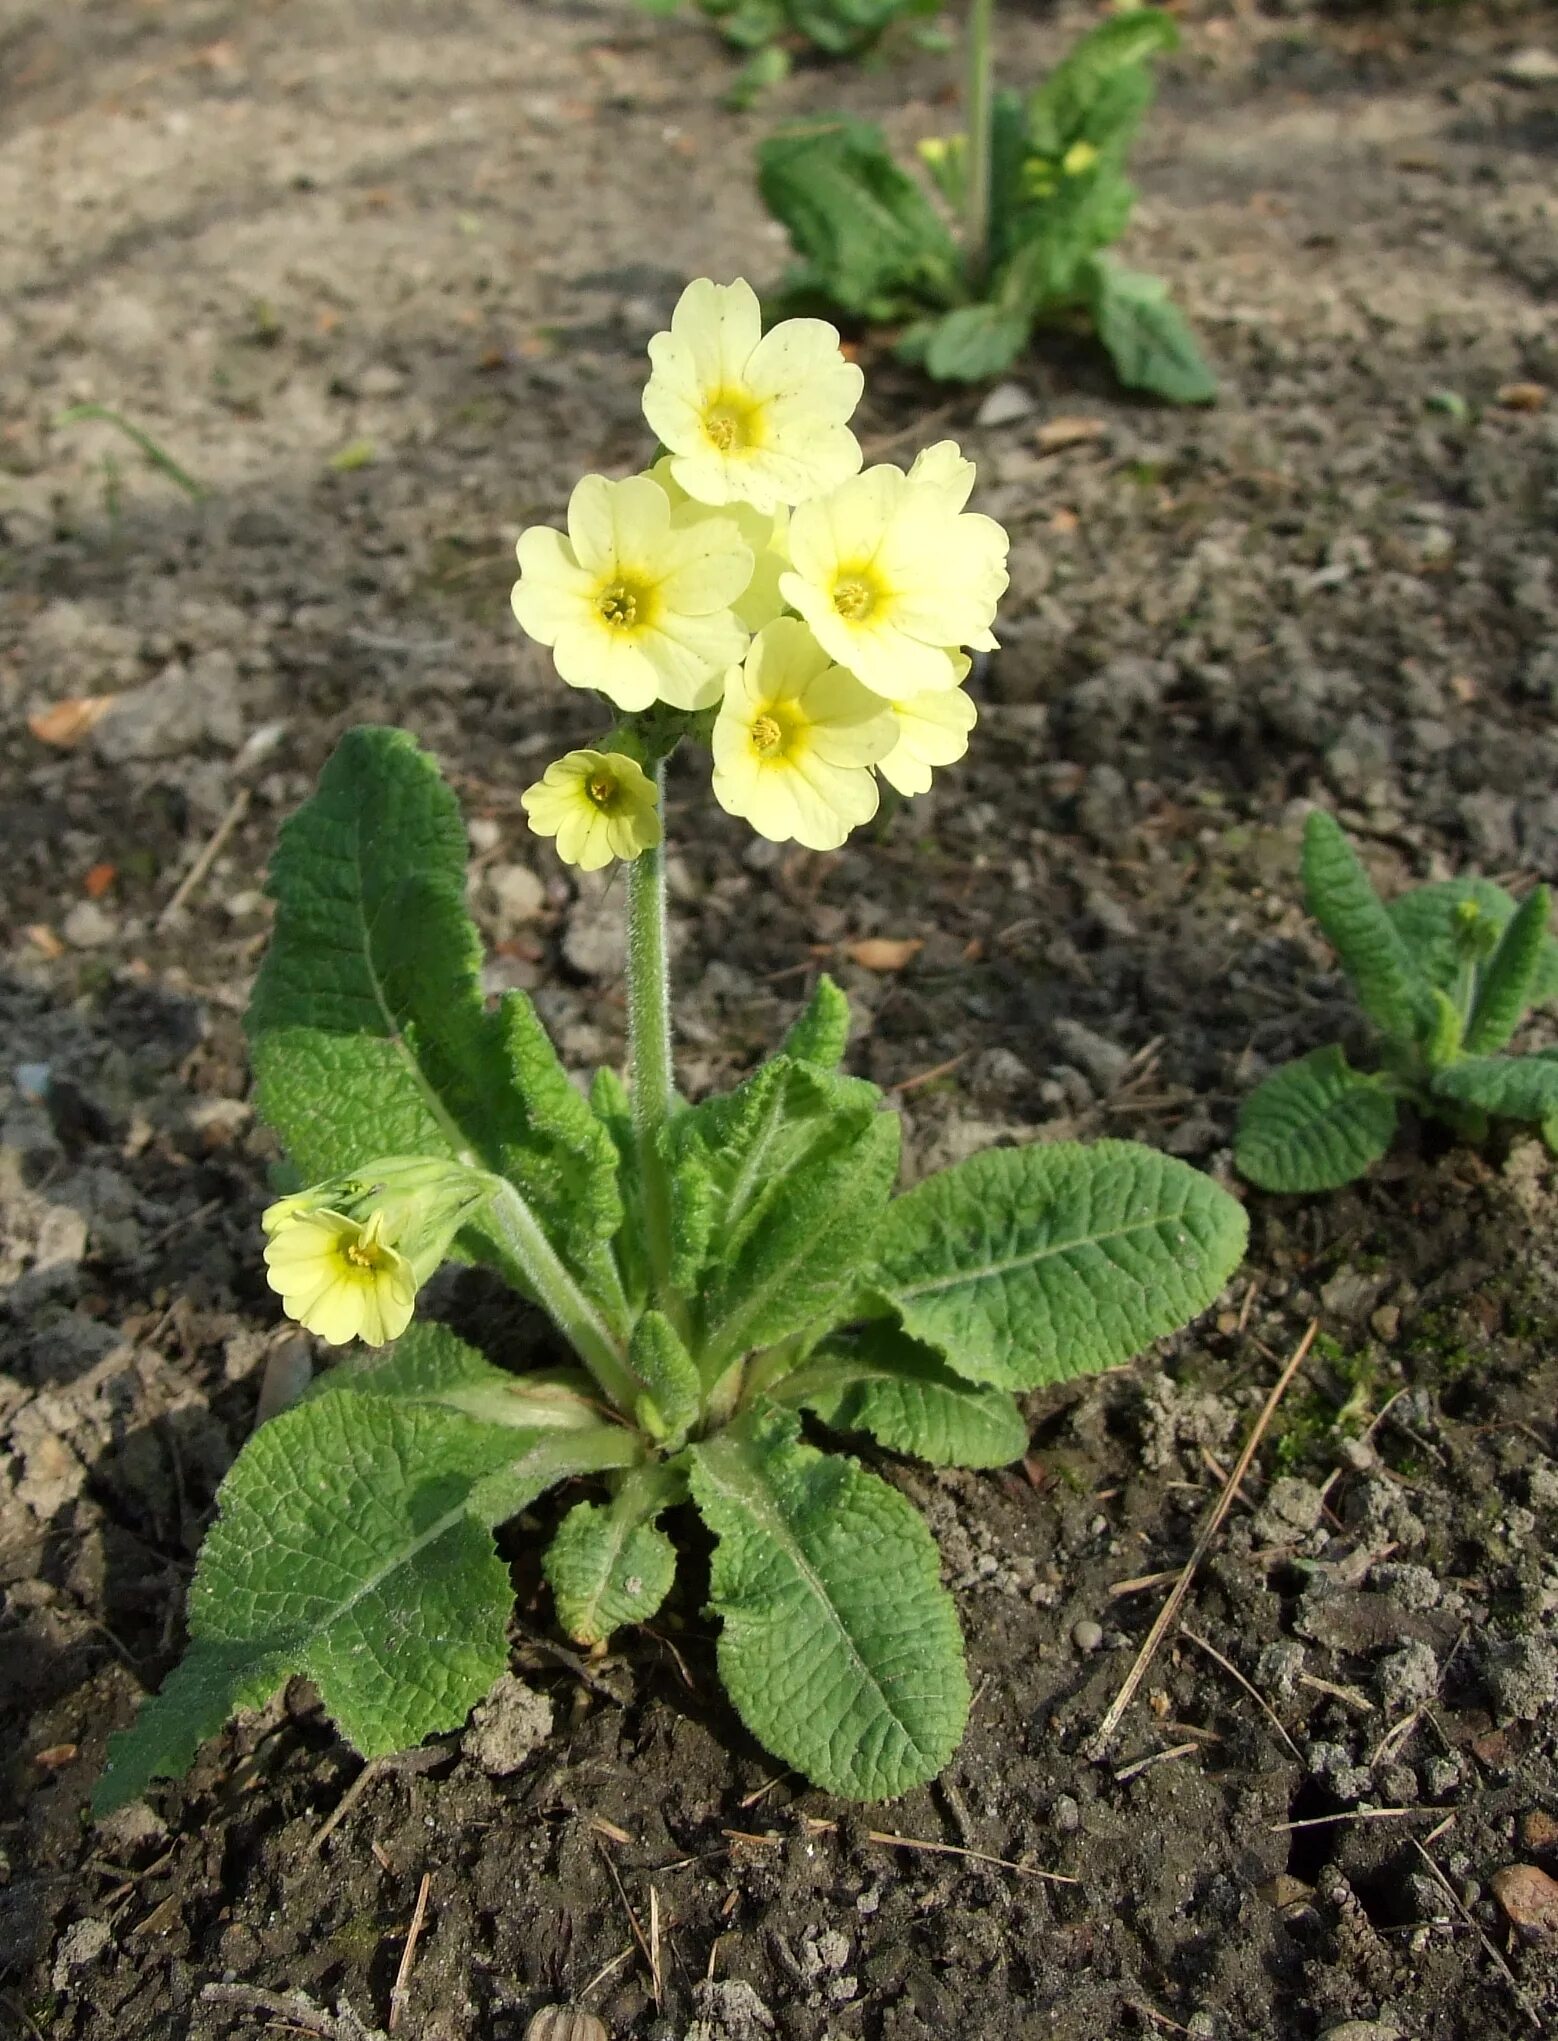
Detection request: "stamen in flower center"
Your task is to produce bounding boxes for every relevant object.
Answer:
[598,583,639,628]
[702,392,760,454]
[750,714,784,758]
[586,775,617,808]
[832,576,875,623]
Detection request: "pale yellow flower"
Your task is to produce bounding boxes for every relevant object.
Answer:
[779,447,1009,700]
[521,749,663,872]
[649,457,789,634]
[643,277,864,514]
[263,1207,415,1348]
[512,473,752,713]
[879,669,979,797]
[712,619,895,851]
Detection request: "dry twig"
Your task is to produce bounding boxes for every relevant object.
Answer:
[387,1872,431,2034]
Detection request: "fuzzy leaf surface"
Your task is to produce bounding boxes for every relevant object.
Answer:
[1301,811,1428,1046]
[872,1140,1247,1390]
[1466,885,1553,1053]
[1387,879,1558,1009]
[543,1498,677,1647]
[1087,262,1215,403]
[1027,8,1178,158]
[689,1405,969,1799]
[778,1325,1028,1468]
[97,1383,637,1809]
[1431,1052,1558,1123]
[1234,1046,1399,1192]
[917,303,1031,382]
[246,726,621,1300]
[780,974,851,1071]
[321,1320,604,1432]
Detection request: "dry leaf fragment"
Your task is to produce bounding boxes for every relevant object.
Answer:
[27,695,116,748]
[845,937,924,973]
[33,1742,79,1770]
[1035,415,1108,454]
[1491,1862,1558,1938]
[84,863,116,899]
[24,924,64,959]
[1497,382,1547,412]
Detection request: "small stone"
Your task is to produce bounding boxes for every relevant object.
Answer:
[684,1978,776,2041]
[1258,1873,1313,1910]
[358,361,407,397]
[1071,1618,1104,1653]
[1050,1019,1131,1094]
[1486,1635,1558,1723]
[52,1918,112,1989]
[462,1673,552,1777]
[1518,1809,1558,1852]
[1376,1639,1439,1711]
[62,900,116,948]
[1491,1863,1558,1938]
[1253,1475,1325,1543]
[1050,1793,1081,1833]
[1501,46,1558,85]
[1370,1304,1400,1341]
[1319,2025,1402,2041]
[976,381,1035,428]
[489,862,547,930]
[523,2011,608,2041]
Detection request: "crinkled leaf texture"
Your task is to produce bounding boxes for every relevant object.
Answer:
[780,973,852,1072]
[1465,885,1553,1053]
[544,1497,677,1648]
[1235,1046,1398,1193]
[1087,261,1215,404]
[1387,878,1558,1012]
[872,1140,1247,1391]
[246,725,622,1306]
[1431,1052,1558,1124]
[1027,8,1179,160]
[778,1325,1028,1469]
[1301,810,1428,1048]
[690,1405,969,1800]
[914,303,1031,383]
[96,1326,637,1812]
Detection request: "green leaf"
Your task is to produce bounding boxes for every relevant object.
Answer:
[543,1486,678,1648]
[780,973,851,1071]
[1002,169,1137,310]
[1390,879,1533,995]
[757,119,960,320]
[872,1140,1247,1391]
[1466,885,1553,1053]
[1234,1046,1398,1193]
[319,1320,604,1432]
[630,1309,703,1441]
[1431,1053,1558,1124]
[1301,810,1429,1047]
[724,42,790,108]
[247,727,622,1306]
[789,0,917,54]
[1027,10,1179,159]
[96,1378,639,1810]
[916,303,1031,383]
[689,1405,969,1799]
[1087,261,1216,403]
[779,1325,1028,1468]
[693,1064,902,1371]
[591,1066,650,1310]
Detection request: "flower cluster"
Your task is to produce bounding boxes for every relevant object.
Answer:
[511,277,1009,860]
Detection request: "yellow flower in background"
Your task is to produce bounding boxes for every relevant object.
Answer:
[649,457,789,635]
[643,277,864,515]
[263,1207,416,1348]
[879,669,979,797]
[780,448,1009,700]
[522,749,663,871]
[712,619,895,852]
[512,473,752,713]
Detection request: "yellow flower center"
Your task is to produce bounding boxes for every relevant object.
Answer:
[702,391,761,454]
[586,773,618,809]
[832,575,877,623]
[750,712,786,758]
[597,582,642,629]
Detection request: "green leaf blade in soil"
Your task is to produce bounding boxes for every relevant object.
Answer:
[1027,8,1179,160]
[778,1324,1028,1468]
[98,1386,638,1807]
[1431,1052,1558,1124]
[871,1140,1247,1391]
[1301,810,1429,1047]
[916,303,1031,383]
[689,1404,969,1800]
[1087,261,1216,404]
[779,972,851,1071]
[1465,884,1553,1053]
[1234,1045,1399,1193]
[543,1498,677,1647]
[246,726,622,1303]
[1386,877,1558,1006]
[318,1320,604,1432]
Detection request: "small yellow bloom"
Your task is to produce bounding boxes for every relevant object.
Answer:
[643,277,864,514]
[1062,139,1099,177]
[712,619,895,852]
[779,444,1009,700]
[879,668,979,797]
[512,473,752,713]
[263,1207,416,1348]
[521,749,663,872]
[648,457,789,634]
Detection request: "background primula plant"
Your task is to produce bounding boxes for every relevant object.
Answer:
[637,0,947,110]
[759,6,1215,398]
[97,277,1247,1814]
[1236,811,1558,1193]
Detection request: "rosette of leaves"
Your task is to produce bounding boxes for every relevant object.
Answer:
[97,727,1246,1812]
[638,0,945,109]
[1236,810,1558,1194]
[757,10,1215,398]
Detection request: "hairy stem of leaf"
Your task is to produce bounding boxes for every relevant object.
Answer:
[963,0,997,289]
[484,1179,640,1413]
[626,774,685,1328]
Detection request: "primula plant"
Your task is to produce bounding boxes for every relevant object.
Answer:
[758,6,1215,397]
[638,0,945,109]
[99,278,1246,1813]
[1236,811,1558,1194]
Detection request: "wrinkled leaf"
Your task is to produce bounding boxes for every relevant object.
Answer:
[1301,810,1428,1047]
[1431,1052,1558,1124]
[779,1325,1028,1467]
[544,1491,677,1647]
[1087,261,1216,404]
[915,303,1030,383]
[1466,885,1553,1053]
[1235,1046,1398,1193]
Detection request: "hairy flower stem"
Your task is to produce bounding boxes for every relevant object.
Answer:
[485,1179,640,1413]
[626,768,686,1333]
[964,0,998,290]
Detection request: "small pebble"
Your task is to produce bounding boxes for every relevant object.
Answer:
[1050,1793,1081,1833]
[1491,1862,1558,1938]
[1071,1618,1104,1653]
